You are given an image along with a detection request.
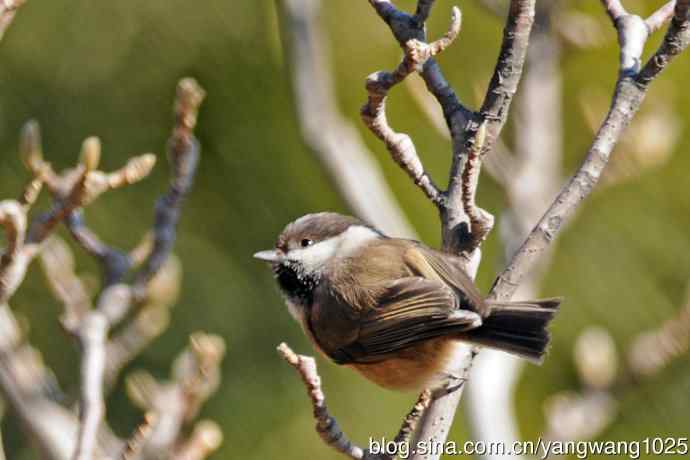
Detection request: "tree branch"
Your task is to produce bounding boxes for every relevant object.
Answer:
[131,78,204,301]
[466,5,563,457]
[125,333,225,459]
[0,0,25,40]
[361,7,461,208]
[637,0,690,85]
[477,0,535,157]
[1,10,221,453]
[72,79,205,460]
[491,1,690,302]
[277,343,367,459]
[277,343,431,460]
[601,0,627,23]
[277,2,688,460]
[646,1,676,33]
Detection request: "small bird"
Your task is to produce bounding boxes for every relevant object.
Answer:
[255,212,561,391]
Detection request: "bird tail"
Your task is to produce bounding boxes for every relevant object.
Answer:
[464,298,562,364]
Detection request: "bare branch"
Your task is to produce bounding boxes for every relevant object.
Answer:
[125,333,225,458]
[601,0,627,23]
[278,342,434,460]
[404,76,515,188]
[40,236,93,331]
[413,0,435,24]
[67,211,133,286]
[121,413,157,460]
[466,10,563,456]
[361,8,462,207]
[455,123,493,246]
[491,5,690,301]
[646,1,676,33]
[368,0,473,136]
[104,254,180,392]
[171,420,223,460]
[478,0,535,156]
[0,0,26,40]
[0,300,120,460]
[638,0,690,85]
[277,343,366,459]
[390,390,432,447]
[73,312,109,460]
[72,80,205,460]
[132,78,205,301]
[0,201,27,282]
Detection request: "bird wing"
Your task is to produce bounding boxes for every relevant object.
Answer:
[402,244,489,317]
[329,276,482,364]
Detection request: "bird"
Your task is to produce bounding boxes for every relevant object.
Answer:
[254,212,561,391]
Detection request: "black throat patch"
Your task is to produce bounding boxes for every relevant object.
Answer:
[273,261,318,306]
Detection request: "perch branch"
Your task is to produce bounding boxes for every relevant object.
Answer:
[277,343,366,459]
[278,343,431,460]
[466,4,563,457]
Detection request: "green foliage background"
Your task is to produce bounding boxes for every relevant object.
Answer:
[0,0,688,458]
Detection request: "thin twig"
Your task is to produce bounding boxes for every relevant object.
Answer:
[124,333,225,458]
[73,79,205,460]
[601,0,627,23]
[361,7,462,207]
[278,342,430,460]
[0,0,26,40]
[646,1,676,33]
[637,0,690,85]
[277,343,366,459]
[171,420,223,460]
[477,0,536,158]
[132,78,205,301]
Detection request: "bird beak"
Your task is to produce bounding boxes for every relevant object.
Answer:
[253,249,284,263]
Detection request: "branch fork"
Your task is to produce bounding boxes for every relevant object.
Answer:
[281,1,690,460]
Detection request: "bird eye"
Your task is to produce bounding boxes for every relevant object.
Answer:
[300,238,313,248]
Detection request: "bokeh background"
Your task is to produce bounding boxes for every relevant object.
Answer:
[1,0,689,458]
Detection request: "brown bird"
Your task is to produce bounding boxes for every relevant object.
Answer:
[255,212,561,391]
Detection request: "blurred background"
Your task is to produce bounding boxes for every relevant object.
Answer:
[0,0,689,458]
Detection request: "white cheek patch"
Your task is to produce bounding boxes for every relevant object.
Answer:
[337,225,380,255]
[288,225,379,272]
